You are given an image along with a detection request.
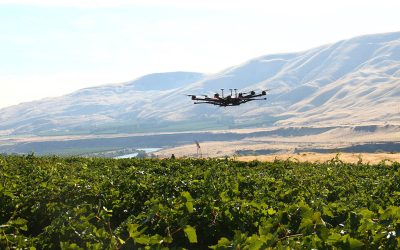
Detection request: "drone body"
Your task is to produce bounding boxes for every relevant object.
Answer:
[188,89,268,107]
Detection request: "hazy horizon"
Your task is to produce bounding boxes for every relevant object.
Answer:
[1,0,400,108]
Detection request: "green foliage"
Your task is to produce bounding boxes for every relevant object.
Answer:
[0,155,399,249]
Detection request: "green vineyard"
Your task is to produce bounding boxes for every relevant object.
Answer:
[0,155,399,249]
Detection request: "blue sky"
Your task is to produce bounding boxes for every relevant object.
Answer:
[1,0,400,108]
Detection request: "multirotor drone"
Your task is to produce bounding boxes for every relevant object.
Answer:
[187,88,269,107]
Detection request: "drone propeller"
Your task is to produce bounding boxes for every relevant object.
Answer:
[186,94,209,97]
[241,90,256,95]
[243,98,267,101]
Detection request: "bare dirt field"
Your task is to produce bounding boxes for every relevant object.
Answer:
[235,152,400,164]
[155,125,400,160]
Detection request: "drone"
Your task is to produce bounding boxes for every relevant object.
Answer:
[187,88,269,106]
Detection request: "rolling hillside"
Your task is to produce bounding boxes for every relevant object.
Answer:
[1,32,400,136]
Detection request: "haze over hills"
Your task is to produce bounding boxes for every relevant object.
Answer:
[1,31,400,136]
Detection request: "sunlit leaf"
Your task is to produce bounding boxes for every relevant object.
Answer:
[184,225,197,243]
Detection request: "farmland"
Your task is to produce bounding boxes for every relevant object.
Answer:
[1,155,399,249]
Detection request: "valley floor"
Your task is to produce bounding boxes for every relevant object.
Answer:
[1,124,399,158]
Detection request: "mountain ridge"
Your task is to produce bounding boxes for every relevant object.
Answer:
[1,31,400,136]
